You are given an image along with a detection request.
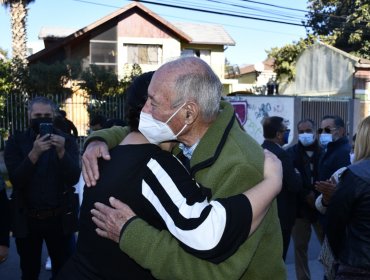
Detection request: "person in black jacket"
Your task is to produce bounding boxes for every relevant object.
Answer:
[325,115,370,279]
[4,96,80,279]
[315,115,351,213]
[262,116,302,260]
[287,119,324,279]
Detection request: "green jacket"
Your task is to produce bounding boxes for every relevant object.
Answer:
[86,101,285,279]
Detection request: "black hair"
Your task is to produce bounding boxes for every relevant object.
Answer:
[322,115,345,128]
[90,114,107,126]
[124,71,155,131]
[262,116,284,139]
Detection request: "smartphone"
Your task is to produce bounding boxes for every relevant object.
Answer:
[39,123,53,139]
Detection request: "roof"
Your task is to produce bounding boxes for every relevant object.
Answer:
[172,22,235,46]
[29,2,234,62]
[39,27,78,39]
[308,42,370,67]
[239,57,275,75]
[28,2,192,62]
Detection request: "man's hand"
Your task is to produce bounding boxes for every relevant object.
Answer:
[28,134,52,164]
[50,134,65,159]
[91,197,136,243]
[315,180,336,205]
[82,141,111,187]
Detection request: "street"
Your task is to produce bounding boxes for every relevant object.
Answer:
[0,232,323,280]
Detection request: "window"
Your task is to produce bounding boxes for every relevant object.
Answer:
[126,44,162,65]
[90,26,117,73]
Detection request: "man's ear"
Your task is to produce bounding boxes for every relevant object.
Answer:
[184,102,199,125]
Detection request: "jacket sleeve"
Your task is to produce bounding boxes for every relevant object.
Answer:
[119,162,271,280]
[325,170,354,258]
[83,126,129,150]
[141,153,252,263]
[4,135,36,190]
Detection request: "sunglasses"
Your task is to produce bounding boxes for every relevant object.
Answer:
[317,127,336,134]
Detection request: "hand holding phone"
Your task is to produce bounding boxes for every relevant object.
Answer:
[39,123,53,140]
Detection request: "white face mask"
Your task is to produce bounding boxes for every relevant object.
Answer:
[319,133,332,147]
[139,103,187,144]
[298,133,315,147]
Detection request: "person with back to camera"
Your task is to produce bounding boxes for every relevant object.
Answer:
[4,96,80,279]
[324,115,370,279]
[56,71,283,279]
[81,57,286,279]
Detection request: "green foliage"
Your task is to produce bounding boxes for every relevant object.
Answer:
[305,0,370,59]
[80,63,142,117]
[24,61,80,96]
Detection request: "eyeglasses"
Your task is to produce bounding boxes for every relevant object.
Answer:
[317,127,336,134]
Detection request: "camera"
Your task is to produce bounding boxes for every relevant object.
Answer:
[39,123,53,139]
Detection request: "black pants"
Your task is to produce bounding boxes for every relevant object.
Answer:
[0,188,10,247]
[15,215,75,280]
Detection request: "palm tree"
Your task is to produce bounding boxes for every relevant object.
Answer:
[1,0,35,63]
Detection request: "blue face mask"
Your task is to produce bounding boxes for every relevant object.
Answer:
[299,133,315,147]
[319,133,332,147]
[283,130,290,145]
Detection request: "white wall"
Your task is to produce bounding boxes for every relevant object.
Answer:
[225,96,296,146]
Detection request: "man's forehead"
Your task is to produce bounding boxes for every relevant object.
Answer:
[30,103,53,113]
[298,122,313,129]
[321,118,334,127]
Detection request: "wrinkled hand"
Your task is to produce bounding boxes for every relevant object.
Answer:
[82,141,111,187]
[263,149,282,187]
[28,135,52,163]
[315,180,336,205]
[50,134,65,158]
[91,197,136,243]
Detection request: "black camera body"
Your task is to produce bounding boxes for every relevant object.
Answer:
[39,123,53,139]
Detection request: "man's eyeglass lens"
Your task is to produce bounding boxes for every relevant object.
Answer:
[318,127,334,134]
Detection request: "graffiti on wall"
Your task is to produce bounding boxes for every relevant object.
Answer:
[226,96,295,145]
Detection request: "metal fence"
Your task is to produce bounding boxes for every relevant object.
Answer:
[0,93,357,151]
[0,91,126,152]
[300,97,355,139]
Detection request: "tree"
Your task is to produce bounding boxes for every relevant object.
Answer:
[305,0,370,59]
[80,63,142,118]
[1,0,35,62]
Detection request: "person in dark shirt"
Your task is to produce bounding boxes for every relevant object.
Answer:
[261,116,302,260]
[56,71,283,279]
[4,96,80,279]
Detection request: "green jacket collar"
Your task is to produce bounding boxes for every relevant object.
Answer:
[174,101,235,175]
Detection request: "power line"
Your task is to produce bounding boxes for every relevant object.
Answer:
[129,0,306,27]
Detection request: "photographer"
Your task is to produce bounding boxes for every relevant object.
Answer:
[4,96,80,279]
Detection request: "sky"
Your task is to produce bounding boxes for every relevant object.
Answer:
[0,0,309,66]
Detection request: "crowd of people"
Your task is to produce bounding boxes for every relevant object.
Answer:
[0,56,369,280]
